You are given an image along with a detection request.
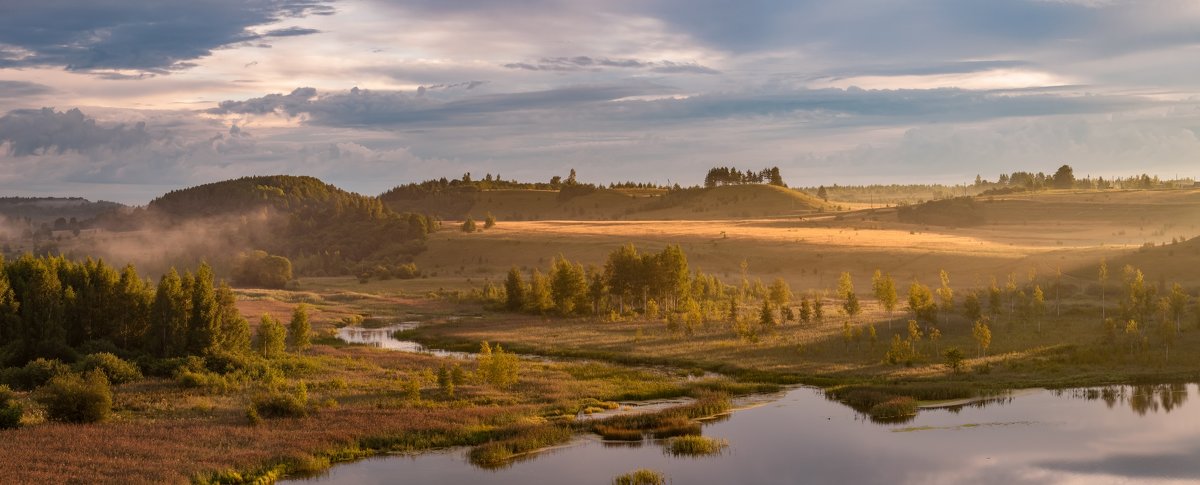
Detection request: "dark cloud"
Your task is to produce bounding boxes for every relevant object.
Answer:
[0,80,53,98]
[208,83,671,126]
[0,0,332,75]
[504,56,719,74]
[0,108,158,156]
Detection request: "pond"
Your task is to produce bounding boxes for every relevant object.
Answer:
[336,323,472,359]
[285,383,1200,484]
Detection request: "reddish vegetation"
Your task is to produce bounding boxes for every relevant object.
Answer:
[0,401,521,484]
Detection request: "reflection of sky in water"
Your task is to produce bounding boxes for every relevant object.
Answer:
[336,324,471,359]
[287,384,1200,485]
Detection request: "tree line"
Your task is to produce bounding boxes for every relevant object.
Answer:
[703,166,785,188]
[0,254,263,367]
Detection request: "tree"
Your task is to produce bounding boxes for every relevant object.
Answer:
[838,272,860,321]
[973,319,992,357]
[1167,283,1189,335]
[233,251,293,289]
[1032,285,1046,332]
[484,212,496,229]
[461,217,477,233]
[987,276,1003,318]
[908,282,937,324]
[768,277,792,308]
[186,263,219,356]
[148,269,188,358]
[1052,164,1075,189]
[503,267,526,311]
[963,291,982,323]
[549,256,587,316]
[437,364,455,397]
[255,314,287,359]
[1099,258,1109,324]
[871,270,898,329]
[526,269,552,314]
[943,347,965,374]
[759,300,776,330]
[935,270,953,325]
[816,186,829,201]
[477,342,519,388]
[798,298,812,324]
[215,282,250,353]
[288,304,311,352]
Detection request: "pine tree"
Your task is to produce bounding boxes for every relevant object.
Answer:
[186,263,219,355]
[215,282,250,353]
[503,267,525,311]
[148,269,188,358]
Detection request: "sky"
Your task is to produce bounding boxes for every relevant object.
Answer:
[1,0,1200,203]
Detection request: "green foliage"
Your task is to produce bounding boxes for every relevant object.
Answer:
[1,358,71,391]
[256,314,287,359]
[233,251,293,289]
[249,382,309,419]
[36,369,113,424]
[484,212,496,229]
[0,384,23,429]
[476,342,519,388]
[288,304,312,352]
[150,175,435,276]
[943,347,965,373]
[504,267,526,312]
[461,217,478,233]
[549,255,588,316]
[75,352,142,384]
[908,281,937,324]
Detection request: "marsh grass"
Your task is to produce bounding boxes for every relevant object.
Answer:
[664,435,728,457]
[466,424,574,469]
[613,468,667,485]
[590,392,729,442]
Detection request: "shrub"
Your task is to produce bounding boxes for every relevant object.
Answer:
[0,385,23,429]
[613,469,666,485]
[1,358,72,391]
[76,353,142,384]
[594,425,644,441]
[867,397,917,422]
[249,383,309,419]
[36,370,113,424]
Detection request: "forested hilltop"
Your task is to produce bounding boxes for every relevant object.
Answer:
[82,176,439,281]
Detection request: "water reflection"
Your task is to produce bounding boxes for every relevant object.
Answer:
[287,384,1200,485]
[1056,383,1191,416]
[336,323,472,359]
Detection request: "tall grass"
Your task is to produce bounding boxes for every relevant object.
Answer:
[664,435,728,456]
[467,424,574,469]
[613,469,666,485]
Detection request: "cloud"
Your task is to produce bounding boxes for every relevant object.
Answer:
[0,108,158,156]
[0,80,52,98]
[504,56,719,74]
[0,0,333,75]
[207,83,672,126]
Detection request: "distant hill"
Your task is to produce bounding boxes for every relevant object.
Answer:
[104,175,438,276]
[383,182,829,221]
[0,197,125,225]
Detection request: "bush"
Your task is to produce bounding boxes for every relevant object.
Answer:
[1,358,72,391]
[248,383,309,419]
[76,353,142,384]
[0,385,23,429]
[36,370,113,424]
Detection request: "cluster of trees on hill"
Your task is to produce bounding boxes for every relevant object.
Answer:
[0,255,250,366]
[135,176,439,277]
[381,170,593,200]
[703,166,785,187]
[498,244,723,318]
[984,165,1192,193]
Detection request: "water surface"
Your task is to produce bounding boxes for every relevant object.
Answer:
[287,384,1200,485]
